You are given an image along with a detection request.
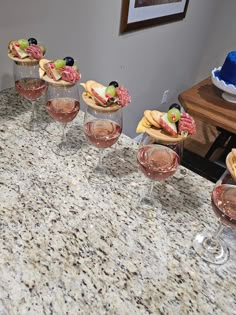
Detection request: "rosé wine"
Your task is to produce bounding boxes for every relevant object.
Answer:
[15,78,47,100]
[84,120,122,148]
[137,145,179,181]
[212,184,236,228]
[46,98,80,123]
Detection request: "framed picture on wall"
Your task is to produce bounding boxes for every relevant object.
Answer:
[120,0,189,33]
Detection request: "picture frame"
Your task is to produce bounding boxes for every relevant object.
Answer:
[120,0,189,34]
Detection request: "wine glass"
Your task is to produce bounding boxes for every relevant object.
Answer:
[193,170,236,265]
[45,83,80,156]
[83,105,123,176]
[13,60,47,131]
[136,133,180,219]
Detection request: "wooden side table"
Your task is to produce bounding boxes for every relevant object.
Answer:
[178,77,236,159]
[178,77,236,133]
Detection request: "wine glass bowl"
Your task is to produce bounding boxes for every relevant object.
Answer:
[193,170,236,265]
[46,97,79,124]
[212,183,236,228]
[136,134,179,219]
[13,60,47,131]
[45,83,80,156]
[83,105,123,174]
[84,117,122,149]
[137,144,179,181]
[15,77,47,101]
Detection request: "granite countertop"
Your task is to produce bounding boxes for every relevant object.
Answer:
[0,88,235,315]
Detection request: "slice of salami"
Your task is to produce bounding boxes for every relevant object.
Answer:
[179,122,195,134]
[60,66,81,83]
[178,113,196,135]
[25,44,43,60]
[116,86,131,107]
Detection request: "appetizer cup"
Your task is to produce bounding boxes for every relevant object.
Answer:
[136,133,179,220]
[193,170,236,265]
[13,60,47,131]
[45,83,80,156]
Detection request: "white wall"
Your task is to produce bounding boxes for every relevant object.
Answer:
[0,0,221,137]
[196,0,236,82]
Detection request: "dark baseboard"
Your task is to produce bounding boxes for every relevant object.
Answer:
[182,149,226,183]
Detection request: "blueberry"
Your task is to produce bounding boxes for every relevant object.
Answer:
[169,103,181,111]
[109,81,119,88]
[28,38,37,45]
[63,56,74,67]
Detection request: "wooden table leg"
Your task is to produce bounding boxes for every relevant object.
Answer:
[205,129,232,159]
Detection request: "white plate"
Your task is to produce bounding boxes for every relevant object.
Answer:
[211,67,236,103]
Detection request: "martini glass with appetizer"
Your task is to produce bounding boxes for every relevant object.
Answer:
[8,37,47,131]
[81,80,131,176]
[193,162,236,265]
[136,133,180,219]
[136,104,196,177]
[40,56,81,156]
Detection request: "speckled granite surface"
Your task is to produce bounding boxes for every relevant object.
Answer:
[0,88,235,315]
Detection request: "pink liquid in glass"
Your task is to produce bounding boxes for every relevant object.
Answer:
[46,98,80,123]
[137,145,179,181]
[15,78,47,100]
[212,184,236,228]
[84,120,122,148]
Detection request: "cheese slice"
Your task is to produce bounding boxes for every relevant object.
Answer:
[136,117,151,133]
[12,45,29,59]
[230,149,236,176]
[39,68,45,79]
[231,156,236,176]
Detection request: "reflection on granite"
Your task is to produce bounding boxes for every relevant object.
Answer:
[0,88,235,315]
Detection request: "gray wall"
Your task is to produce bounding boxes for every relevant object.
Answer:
[0,0,229,138]
[196,0,236,82]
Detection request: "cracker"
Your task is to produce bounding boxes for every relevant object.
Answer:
[144,110,160,128]
[232,148,236,159]
[150,110,163,128]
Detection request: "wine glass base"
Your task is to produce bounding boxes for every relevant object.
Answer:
[94,164,106,174]
[23,119,47,132]
[193,232,229,265]
[179,168,187,176]
[52,141,79,157]
[87,167,110,186]
[134,196,162,220]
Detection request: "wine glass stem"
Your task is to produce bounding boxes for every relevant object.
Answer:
[61,123,67,144]
[31,100,37,121]
[179,142,183,160]
[179,142,187,175]
[146,180,154,199]
[139,180,158,211]
[206,222,225,249]
[212,222,225,239]
[144,180,154,201]
[97,149,104,168]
